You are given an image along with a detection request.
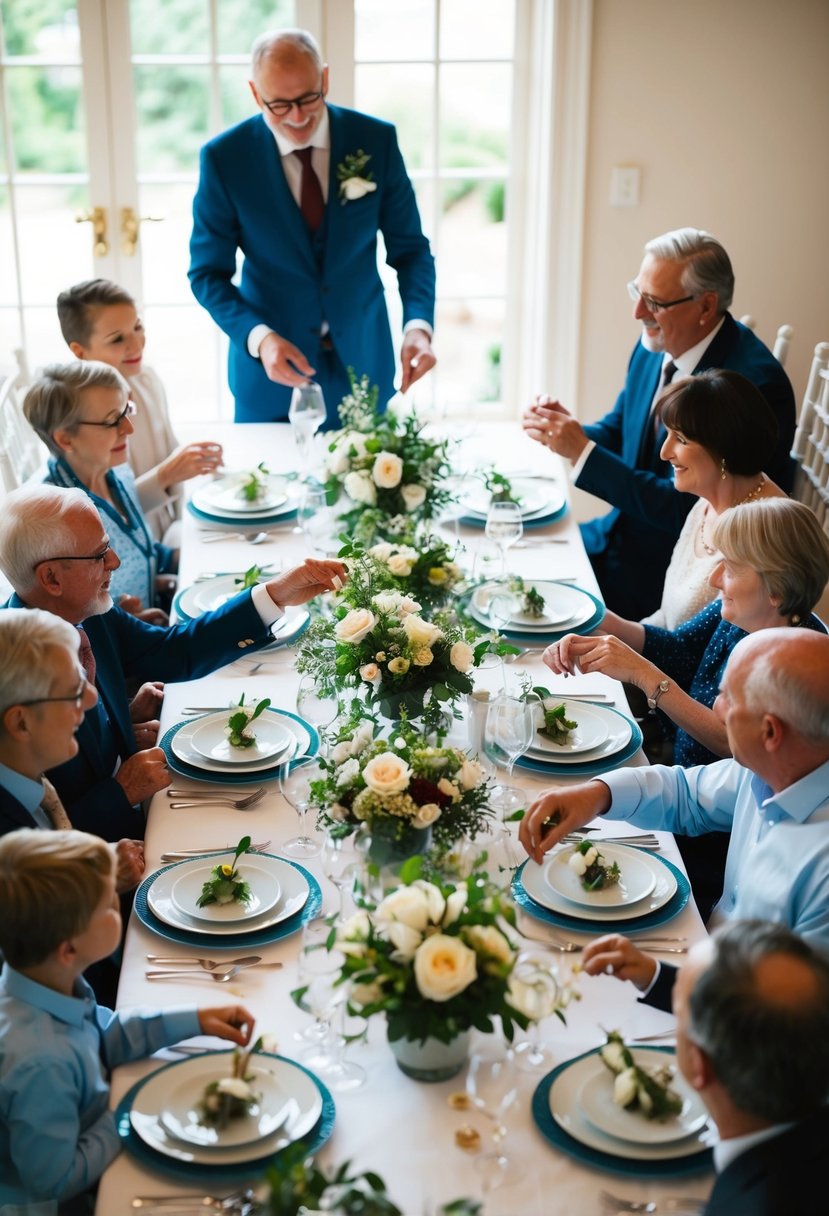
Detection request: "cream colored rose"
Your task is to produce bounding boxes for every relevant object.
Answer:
[449,640,475,674]
[359,662,380,682]
[387,552,415,577]
[401,615,443,647]
[381,919,422,961]
[465,924,513,965]
[412,801,441,828]
[362,751,411,795]
[328,801,348,822]
[398,596,421,616]
[437,777,461,803]
[411,879,447,923]
[335,607,377,644]
[400,483,427,512]
[388,656,410,674]
[377,884,433,932]
[414,934,478,1002]
[344,470,377,506]
[372,451,404,489]
[350,980,386,1007]
[411,646,434,667]
[442,886,468,926]
[459,757,484,790]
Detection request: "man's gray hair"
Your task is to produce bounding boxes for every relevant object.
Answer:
[0,484,94,595]
[0,608,80,718]
[23,361,129,458]
[251,28,322,75]
[740,645,829,746]
[644,227,734,313]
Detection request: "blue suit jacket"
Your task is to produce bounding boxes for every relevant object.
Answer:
[0,785,39,838]
[5,590,273,842]
[577,313,796,618]
[189,105,435,423]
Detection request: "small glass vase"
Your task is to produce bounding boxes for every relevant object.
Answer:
[387,1027,471,1082]
[367,820,432,868]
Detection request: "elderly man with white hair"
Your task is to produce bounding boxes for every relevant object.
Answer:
[0,483,345,842]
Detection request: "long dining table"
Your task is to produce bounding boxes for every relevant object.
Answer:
[97,421,712,1215]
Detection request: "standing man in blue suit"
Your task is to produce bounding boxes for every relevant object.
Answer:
[523,229,796,620]
[189,28,436,424]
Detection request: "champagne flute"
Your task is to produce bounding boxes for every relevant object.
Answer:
[465,1038,517,1193]
[511,948,560,1072]
[278,755,322,858]
[485,501,523,578]
[289,382,327,473]
[483,693,535,819]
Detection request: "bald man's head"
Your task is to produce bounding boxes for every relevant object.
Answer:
[729,629,829,748]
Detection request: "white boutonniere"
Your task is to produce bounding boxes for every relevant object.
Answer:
[337,149,377,203]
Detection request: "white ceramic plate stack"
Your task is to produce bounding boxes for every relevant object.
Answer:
[522,843,679,923]
[470,581,596,636]
[129,1053,323,1165]
[147,854,310,938]
[170,709,306,778]
[460,477,565,523]
[525,698,634,769]
[191,471,298,522]
[548,1048,711,1163]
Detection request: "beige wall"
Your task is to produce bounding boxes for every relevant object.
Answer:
[575,0,829,432]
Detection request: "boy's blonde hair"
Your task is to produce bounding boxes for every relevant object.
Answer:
[0,829,114,968]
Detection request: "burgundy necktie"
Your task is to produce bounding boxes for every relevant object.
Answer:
[294,147,325,232]
[77,626,97,685]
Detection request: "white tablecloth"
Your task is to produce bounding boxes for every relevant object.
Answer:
[97,423,711,1214]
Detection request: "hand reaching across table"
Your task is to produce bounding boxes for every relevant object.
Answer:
[265,558,347,609]
[518,780,612,864]
[581,932,657,991]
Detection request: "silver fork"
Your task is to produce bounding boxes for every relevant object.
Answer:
[160,838,270,861]
[132,1187,253,1209]
[146,954,262,969]
[166,788,266,810]
[599,1190,706,1214]
[146,965,249,983]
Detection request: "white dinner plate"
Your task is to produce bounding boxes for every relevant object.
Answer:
[171,710,307,776]
[577,1059,709,1145]
[130,1053,323,1164]
[469,583,597,635]
[194,472,290,514]
[461,478,565,520]
[525,707,633,766]
[531,699,610,755]
[189,713,293,766]
[148,855,310,936]
[544,843,657,909]
[549,1050,711,1162]
[170,861,282,924]
[522,848,678,921]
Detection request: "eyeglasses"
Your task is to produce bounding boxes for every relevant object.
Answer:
[75,400,137,429]
[16,678,88,709]
[627,281,697,314]
[260,90,324,116]
[32,542,112,571]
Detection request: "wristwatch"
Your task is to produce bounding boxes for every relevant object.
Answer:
[646,678,671,711]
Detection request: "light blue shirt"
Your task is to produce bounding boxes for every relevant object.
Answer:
[603,757,829,951]
[0,761,50,829]
[0,965,199,1205]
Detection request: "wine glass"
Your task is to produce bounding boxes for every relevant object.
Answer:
[488,589,519,690]
[485,501,523,578]
[296,483,334,551]
[289,382,327,472]
[296,675,339,755]
[511,948,560,1072]
[296,917,344,1065]
[465,1038,518,1193]
[278,755,322,858]
[483,693,536,820]
[321,832,362,920]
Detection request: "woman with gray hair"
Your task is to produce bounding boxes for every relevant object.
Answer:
[23,361,176,623]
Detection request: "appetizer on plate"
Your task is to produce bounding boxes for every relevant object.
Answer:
[197,835,253,908]
[600,1031,683,1121]
[198,1036,264,1129]
[509,574,546,619]
[238,462,270,503]
[539,700,578,744]
[569,840,621,891]
[227,692,272,749]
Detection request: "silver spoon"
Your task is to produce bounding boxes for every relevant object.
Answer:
[146,954,262,969]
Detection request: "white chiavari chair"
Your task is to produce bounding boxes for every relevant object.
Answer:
[772,324,794,368]
[790,342,829,531]
[0,371,47,496]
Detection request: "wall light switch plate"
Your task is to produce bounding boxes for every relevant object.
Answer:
[610,165,640,207]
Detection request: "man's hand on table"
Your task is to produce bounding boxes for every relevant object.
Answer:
[258,331,316,388]
[115,747,171,804]
[115,838,145,893]
[197,1005,256,1046]
[522,395,589,463]
[519,780,612,863]
[581,933,658,991]
[266,558,347,610]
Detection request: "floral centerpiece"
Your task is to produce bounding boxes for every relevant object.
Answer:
[310,713,494,862]
[324,371,454,544]
[331,866,571,1080]
[353,535,463,612]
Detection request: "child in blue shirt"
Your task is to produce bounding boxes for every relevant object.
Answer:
[0,828,255,1212]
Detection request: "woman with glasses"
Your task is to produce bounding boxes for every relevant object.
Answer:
[23,361,176,623]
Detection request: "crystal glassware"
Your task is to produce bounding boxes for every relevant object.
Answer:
[465,1038,518,1193]
[288,382,326,472]
[278,755,322,858]
[485,501,523,578]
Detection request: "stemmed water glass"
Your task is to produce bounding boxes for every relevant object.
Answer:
[465,1038,518,1193]
[511,948,560,1072]
[278,755,321,858]
[296,675,339,755]
[483,692,536,819]
[295,483,334,551]
[296,918,366,1092]
[289,382,326,473]
[321,831,362,920]
[485,501,523,578]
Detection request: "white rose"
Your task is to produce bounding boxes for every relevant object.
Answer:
[372,590,405,615]
[336,757,360,788]
[381,919,422,961]
[362,751,411,795]
[411,879,447,924]
[337,909,371,956]
[369,541,394,560]
[450,640,475,674]
[400,483,427,512]
[326,435,351,476]
[459,757,484,790]
[344,470,377,506]
[377,885,433,932]
[335,607,377,644]
[442,886,468,926]
[465,924,513,965]
[342,176,378,201]
[387,552,415,577]
[372,451,404,489]
[401,615,443,647]
[411,646,434,667]
[217,1077,253,1100]
[330,740,354,764]
[352,721,375,753]
[359,662,380,682]
[398,595,421,616]
[437,777,461,803]
[412,801,442,828]
[414,934,478,1002]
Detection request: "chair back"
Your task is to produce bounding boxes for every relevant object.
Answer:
[772,324,794,368]
[790,342,829,531]
[0,373,47,494]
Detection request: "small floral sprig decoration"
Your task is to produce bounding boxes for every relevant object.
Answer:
[333,863,573,1046]
[324,370,455,545]
[310,711,494,854]
[197,1032,264,1127]
[227,693,271,748]
[507,574,545,618]
[197,835,253,908]
[482,468,522,506]
[234,564,265,591]
[238,462,270,502]
[337,148,377,203]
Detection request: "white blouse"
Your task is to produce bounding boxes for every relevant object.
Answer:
[640,498,719,630]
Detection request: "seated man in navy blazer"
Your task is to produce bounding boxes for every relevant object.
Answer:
[523,228,796,618]
[0,484,345,844]
[189,28,436,424]
[673,922,829,1216]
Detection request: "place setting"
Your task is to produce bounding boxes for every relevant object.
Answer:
[116,1045,335,1186]
[512,693,644,776]
[456,475,568,529]
[187,468,301,528]
[160,705,319,787]
[462,578,605,646]
[173,573,311,649]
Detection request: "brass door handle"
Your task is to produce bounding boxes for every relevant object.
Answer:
[75,207,109,257]
[121,207,164,256]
